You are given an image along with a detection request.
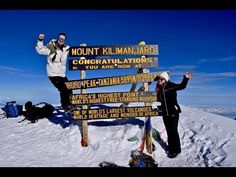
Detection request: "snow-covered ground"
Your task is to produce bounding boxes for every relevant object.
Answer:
[0,103,236,167]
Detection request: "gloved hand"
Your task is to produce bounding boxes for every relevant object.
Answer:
[185,72,193,79]
[157,107,163,116]
[38,33,45,41]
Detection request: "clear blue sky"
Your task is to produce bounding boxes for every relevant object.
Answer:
[0,10,236,107]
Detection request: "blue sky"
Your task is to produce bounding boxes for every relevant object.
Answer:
[0,10,236,107]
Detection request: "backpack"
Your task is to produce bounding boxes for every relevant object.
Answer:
[99,161,124,168]
[24,101,55,123]
[3,101,19,118]
[129,150,158,168]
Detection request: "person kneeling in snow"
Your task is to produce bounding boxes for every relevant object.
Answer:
[23,101,55,123]
[155,71,192,158]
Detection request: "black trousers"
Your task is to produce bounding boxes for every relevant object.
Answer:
[49,76,72,109]
[162,113,181,154]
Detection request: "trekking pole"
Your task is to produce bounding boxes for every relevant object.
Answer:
[179,121,185,131]
[18,118,27,123]
[0,112,6,119]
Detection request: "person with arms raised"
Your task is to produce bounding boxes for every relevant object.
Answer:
[35,33,72,111]
[156,71,192,158]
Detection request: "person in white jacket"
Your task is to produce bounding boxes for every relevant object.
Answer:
[35,33,72,111]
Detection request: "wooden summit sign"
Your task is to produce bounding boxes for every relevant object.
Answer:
[69,45,158,57]
[70,91,157,105]
[72,106,159,120]
[65,72,161,90]
[69,57,158,70]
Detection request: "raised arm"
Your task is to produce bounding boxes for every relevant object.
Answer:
[170,72,192,91]
[35,33,50,55]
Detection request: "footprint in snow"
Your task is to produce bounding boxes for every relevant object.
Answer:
[201,117,208,122]
[210,123,218,129]
[226,132,234,138]
[214,155,226,166]
[215,139,230,150]
[90,143,100,151]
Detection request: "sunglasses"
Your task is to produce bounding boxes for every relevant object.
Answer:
[58,37,66,42]
[159,77,165,81]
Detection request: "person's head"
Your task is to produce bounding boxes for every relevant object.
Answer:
[158,72,169,86]
[25,101,33,111]
[57,33,67,46]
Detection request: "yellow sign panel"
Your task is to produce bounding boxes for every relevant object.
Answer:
[70,91,157,105]
[69,45,158,56]
[69,57,158,70]
[65,72,161,90]
[72,106,159,120]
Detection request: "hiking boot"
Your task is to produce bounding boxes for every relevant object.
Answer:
[152,143,156,151]
[63,105,71,112]
[99,161,119,168]
[64,105,80,113]
[167,152,180,159]
[30,119,38,123]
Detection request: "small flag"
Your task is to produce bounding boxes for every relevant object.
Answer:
[145,116,151,134]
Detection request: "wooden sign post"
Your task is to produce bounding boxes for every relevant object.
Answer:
[144,67,153,154]
[80,44,88,147]
[138,41,153,154]
[67,42,161,154]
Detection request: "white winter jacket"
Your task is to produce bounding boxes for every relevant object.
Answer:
[35,39,70,77]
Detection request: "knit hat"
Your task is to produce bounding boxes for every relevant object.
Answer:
[159,72,169,82]
[138,41,146,45]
